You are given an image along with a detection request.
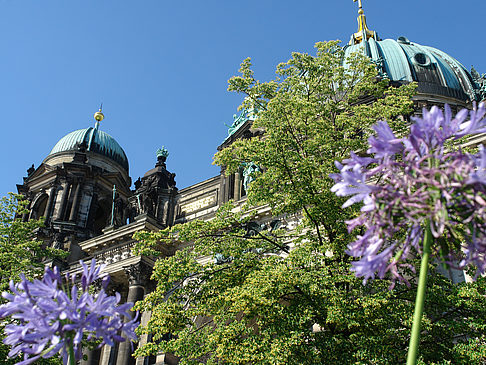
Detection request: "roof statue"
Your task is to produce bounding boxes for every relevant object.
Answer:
[226,109,250,138]
[242,162,262,192]
[471,66,486,101]
[225,100,259,141]
[156,146,169,159]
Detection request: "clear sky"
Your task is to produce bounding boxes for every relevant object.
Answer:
[1,0,485,197]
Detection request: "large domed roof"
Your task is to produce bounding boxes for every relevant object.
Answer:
[48,126,129,172]
[344,2,482,104]
[344,36,480,102]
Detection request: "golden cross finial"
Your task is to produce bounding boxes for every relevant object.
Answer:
[353,0,364,14]
[350,0,378,44]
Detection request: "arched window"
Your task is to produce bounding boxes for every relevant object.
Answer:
[29,193,48,220]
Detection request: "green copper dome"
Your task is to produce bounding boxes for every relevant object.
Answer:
[48,126,129,171]
[344,36,481,103]
[344,2,482,103]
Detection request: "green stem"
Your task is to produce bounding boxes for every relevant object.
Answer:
[406,221,432,365]
[67,341,76,365]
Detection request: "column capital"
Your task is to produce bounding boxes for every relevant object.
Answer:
[124,262,151,287]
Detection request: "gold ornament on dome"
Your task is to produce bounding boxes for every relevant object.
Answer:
[94,104,104,122]
[351,0,378,45]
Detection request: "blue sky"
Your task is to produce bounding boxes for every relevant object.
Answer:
[1,0,485,197]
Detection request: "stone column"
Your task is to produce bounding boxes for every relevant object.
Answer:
[56,181,71,220]
[218,170,226,205]
[234,171,241,201]
[44,184,57,224]
[69,181,82,222]
[134,279,156,365]
[98,344,113,365]
[134,311,152,365]
[116,263,150,365]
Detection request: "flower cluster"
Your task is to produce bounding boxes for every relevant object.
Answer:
[0,259,138,365]
[331,104,486,284]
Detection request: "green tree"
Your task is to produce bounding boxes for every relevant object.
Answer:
[133,41,486,364]
[0,193,65,365]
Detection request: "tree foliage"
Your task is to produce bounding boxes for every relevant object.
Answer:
[133,41,486,364]
[0,193,65,365]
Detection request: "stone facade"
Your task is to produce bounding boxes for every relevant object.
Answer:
[14,20,486,365]
[16,135,253,364]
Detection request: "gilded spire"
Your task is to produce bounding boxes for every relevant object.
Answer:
[350,0,379,45]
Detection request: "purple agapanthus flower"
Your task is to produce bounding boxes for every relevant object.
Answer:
[331,103,486,285]
[0,259,139,365]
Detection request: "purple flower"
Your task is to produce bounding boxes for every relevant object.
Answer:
[367,121,404,159]
[350,242,396,284]
[331,105,486,284]
[330,165,375,210]
[466,144,486,185]
[0,259,139,365]
[456,102,486,137]
[406,105,469,156]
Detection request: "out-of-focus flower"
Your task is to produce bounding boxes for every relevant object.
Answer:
[0,259,138,365]
[331,104,486,285]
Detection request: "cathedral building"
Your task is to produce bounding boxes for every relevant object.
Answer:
[14,3,486,365]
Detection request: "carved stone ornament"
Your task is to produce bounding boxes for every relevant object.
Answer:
[51,231,66,250]
[124,262,151,287]
[94,242,134,265]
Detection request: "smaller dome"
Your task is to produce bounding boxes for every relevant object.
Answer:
[48,127,129,171]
